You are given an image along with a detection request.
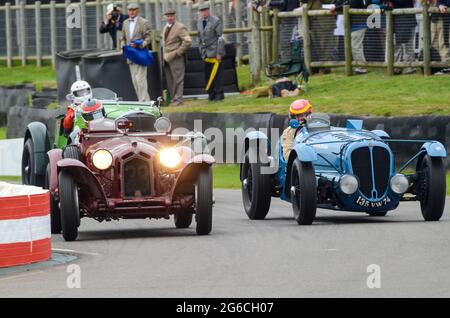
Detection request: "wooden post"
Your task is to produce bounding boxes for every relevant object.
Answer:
[65,0,72,51]
[176,0,182,24]
[19,0,26,66]
[343,5,352,76]
[222,0,229,41]
[301,4,311,75]
[155,0,162,30]
[5,2,12,68]
[271,8,279,63]
[422,4,431,76]
[35,1,42,67]
[145,0,151,21]
[96,0,102,49]
[210,0,216,16]
[235,0,243,64]
[50,0,56,68]
[81,0,87,49]
[187,0,193,31]
[250,6,261,85]
[263,7,271,67]
[260,9,266,68]
[386,10,394,76]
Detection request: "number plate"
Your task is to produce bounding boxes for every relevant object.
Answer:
[354,196,391,208]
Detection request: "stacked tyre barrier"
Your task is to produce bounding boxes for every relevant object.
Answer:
[183,44,239,96]
[0,183,51,268]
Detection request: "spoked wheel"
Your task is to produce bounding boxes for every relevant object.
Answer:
[290,159,317,225]
[44,164,62,234]
[174,208,194,228]
[419,155,446,221]
[241,149,271,220]
[195,166,213,235]
[21,138,44,186]
[58,170,80,241]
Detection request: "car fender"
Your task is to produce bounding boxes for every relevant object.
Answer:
[240,131,269,179]
[171,154,215,197]
[421,141,447,158]
[292,143,317,162]
[47,148,63,193]
[57,158,106,202]
[24,122,50,176]
[284,144,317,198]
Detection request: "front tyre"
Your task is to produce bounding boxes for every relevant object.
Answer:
[195,166,213,235]
[22,138,45,186]
[44,164,61,234]
[58,170,80,241]
[419,155,446,221]
[241,149,272,220]
[291,159,317,225]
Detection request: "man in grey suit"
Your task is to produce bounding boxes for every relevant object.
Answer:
[197,2,226,101]
[121,2,152,102]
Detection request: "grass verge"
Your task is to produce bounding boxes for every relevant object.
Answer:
[167,66,450,116]
[0,127,6,140]
[0,61,56,89]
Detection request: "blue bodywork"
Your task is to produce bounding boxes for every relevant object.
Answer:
[243,116,447,214]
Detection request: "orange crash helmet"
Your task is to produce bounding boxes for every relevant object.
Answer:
[289,99,312,121]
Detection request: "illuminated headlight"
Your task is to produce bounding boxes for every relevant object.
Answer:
[159,148,181,169]
[339,174,359,195]
[390,174,409,194]
[92,149,113,170]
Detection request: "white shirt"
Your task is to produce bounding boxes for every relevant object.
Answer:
[129,17,137,39]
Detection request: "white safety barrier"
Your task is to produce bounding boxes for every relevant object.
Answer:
[0,182,51,268]
[0,139,23,177]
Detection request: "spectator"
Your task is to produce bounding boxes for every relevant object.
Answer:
[301,0,336,74]
[197,2,226,101]
[162,9,192,106]
[391,0,417,75]
[331,0,372,74]
[99,3,128,49]
[121,2,152,102]
[431,0,450,73]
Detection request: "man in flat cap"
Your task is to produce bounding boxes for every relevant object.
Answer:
[197,2,226,101]
[121,2,152,102]
[162,9,192,106]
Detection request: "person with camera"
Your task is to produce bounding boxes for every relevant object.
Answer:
[99,3,128,49]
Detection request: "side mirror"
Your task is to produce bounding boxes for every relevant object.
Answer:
[289,119,300,129]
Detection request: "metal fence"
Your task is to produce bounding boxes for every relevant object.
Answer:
[1,1,450,80]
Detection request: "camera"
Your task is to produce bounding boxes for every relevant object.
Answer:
[111,9,119,21]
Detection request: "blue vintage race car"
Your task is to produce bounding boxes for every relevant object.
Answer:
[240,114,447,225]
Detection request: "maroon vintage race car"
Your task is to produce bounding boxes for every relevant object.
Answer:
[45,114,215,241]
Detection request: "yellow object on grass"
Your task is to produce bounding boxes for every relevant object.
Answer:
[204,58,220,91]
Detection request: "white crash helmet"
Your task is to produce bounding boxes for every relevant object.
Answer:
[70,80,92,105]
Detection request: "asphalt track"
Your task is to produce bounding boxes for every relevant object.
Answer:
[1,190,450,298]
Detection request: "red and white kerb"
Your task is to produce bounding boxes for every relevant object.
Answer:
[0,183,51,268]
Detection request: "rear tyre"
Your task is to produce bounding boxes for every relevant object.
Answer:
[174,209,193,228]
[58,170,80,241]
[291,159,317,225]
[241,149,272,220]
[21,138,45,186]
[45,164,62,234]
[419,155,446,221]
[195,166,213,235]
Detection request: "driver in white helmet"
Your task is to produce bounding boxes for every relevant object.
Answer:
[63,80,92,135]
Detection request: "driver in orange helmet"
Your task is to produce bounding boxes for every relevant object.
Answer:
[280,99,313,161]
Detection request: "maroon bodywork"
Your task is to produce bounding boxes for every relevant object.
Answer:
[47,120,214,221]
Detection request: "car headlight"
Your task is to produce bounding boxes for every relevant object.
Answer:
[92,149,113,170]
[390,174,409,194]
[339,174,359,195]
[159,148,181,169]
